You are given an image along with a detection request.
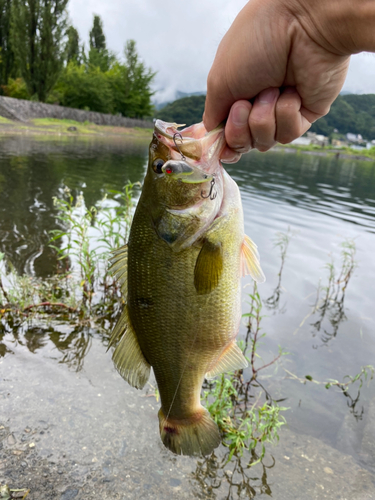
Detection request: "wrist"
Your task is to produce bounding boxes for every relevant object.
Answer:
[291,0,375,55]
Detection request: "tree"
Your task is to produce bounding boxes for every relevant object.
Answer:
[66,25,80,64]
[89,14,106,51]
[87,14,113,72]
[120,39,155,118]
[54,61,113,113]
[10,0,68,102]
[0,0,15,87]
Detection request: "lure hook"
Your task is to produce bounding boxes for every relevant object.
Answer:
[173,132,186,160]
[201,177,217,200]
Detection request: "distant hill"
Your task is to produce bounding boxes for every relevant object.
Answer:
[154,90,205,111]
[156,93,375,140]
[309,94,375,139]
[155,95,206,126]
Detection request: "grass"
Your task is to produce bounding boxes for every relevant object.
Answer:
[0,116,152,138]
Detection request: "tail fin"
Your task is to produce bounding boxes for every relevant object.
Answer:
[158,407,220,456]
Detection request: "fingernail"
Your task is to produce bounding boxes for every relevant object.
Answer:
[232,105,249,126]
[258,88,278,104]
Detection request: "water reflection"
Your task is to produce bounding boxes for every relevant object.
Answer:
[227,150,375,233]
[192,450,275,499]
[0,319,102,372]
[0,136,148,277]
[295,239,356,347]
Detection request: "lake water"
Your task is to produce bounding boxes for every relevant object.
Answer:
[1,134,375,499]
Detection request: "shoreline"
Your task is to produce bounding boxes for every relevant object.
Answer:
[1,117,374,162]
[0,116,152,139]
[273,144,375,162]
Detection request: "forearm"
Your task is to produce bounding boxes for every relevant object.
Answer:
[293,0,375,54]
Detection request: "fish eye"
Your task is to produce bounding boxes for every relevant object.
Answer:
[152,158,165,174]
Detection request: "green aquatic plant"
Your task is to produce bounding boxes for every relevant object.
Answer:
[203,282,288,465]
[49,182,138,312]
[203,374,287,463]
[0,183,137,326]
[265,227,296,310]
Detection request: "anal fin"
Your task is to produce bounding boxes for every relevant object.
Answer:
[241,235,265,283]
[205,341,248,379]
[108,305,150,389]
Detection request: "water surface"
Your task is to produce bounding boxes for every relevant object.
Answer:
[1,135,375,499]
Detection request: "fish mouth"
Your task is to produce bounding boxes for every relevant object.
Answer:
[154,120,226,175]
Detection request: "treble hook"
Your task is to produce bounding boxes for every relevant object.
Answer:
[173,132,186,160]
[201,177,217,200]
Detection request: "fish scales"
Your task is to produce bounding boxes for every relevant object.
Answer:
[109,120,265,456]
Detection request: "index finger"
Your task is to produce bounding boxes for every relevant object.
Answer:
[203,67,235,131]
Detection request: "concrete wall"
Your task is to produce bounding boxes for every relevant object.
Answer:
[0,96,154,128]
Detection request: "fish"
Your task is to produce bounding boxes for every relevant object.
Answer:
[108,120,265,457]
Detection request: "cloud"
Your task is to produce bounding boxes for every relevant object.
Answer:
[343,53,375,94]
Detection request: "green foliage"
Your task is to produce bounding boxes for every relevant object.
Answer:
[106,40,155,118]
[1,76,29,99]
[89,14,106,51]
[0,0,16,87]
[53,62,114,113]
[157,95,206,126]
[10,0,68,102]
[53,39,155,118]
[87,14,114,73]
[204,375,287,464]
[1,7,154,118]
[65,26,81,64]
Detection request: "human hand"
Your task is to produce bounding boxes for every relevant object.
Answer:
[204,0,352,161]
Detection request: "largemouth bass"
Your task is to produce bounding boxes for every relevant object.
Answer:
[108,120,265,456]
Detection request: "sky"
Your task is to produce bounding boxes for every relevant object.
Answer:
[67,0,375,103]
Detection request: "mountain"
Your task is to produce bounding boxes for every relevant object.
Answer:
[311,94,375,139]
[153,90,205,111]
[155,95,206,126]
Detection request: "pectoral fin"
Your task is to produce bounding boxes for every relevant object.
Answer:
[109,244,128,294]
[241,235,265,283]
[205,341,248,379]
[194,239,223,295]
[108,305,150,390]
